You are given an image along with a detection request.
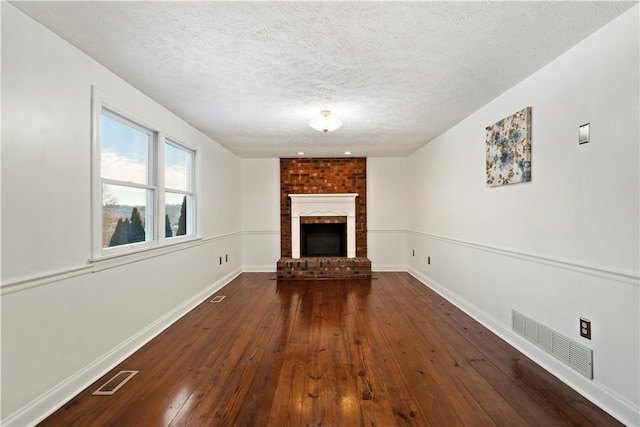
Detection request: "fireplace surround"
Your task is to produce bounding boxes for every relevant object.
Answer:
[289,193,357,258]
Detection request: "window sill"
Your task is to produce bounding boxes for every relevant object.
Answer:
[89,236,203,272]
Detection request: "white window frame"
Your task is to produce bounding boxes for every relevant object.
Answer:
[161,138,197,244]
[91,87,198,260]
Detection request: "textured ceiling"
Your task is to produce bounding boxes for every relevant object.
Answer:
[10,1,636,158]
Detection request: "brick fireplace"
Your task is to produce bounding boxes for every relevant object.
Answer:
[277,158,371,279]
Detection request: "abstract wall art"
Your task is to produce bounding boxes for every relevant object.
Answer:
[486,107,532,187]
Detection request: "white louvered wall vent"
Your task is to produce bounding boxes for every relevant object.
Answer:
[512,310,593,379]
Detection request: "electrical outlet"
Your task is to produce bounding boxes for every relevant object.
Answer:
[412,249,415,257]
[219,256,222,265]
[428,256,431,265]
[225,254,228,262]
[580,318,591,340]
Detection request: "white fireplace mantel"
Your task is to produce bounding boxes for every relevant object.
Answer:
[289,193,358,258]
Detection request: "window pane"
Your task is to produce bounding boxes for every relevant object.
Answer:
[165,192,192,238]
[101,113,150,184]
[165,142,191,191]
[103,184,154,248]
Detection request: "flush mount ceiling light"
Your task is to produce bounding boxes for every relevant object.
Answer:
[309,110,342,133]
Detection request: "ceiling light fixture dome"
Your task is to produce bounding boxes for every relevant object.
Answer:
[309,110,342,133]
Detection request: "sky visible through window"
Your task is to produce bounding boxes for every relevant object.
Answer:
[165,142,190,191]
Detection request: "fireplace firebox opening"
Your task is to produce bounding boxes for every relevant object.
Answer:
[300,223,346,257]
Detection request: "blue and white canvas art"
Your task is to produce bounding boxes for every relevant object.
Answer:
[485,107,532,187]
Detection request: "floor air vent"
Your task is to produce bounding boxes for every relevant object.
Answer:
[210,295,226,303]
[512,310,593,379]
[92,370,138,396]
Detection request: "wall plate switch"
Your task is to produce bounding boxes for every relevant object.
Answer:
[580,317,591,339]
[579,123,590,145]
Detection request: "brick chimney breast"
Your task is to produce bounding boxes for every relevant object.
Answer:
[280,158,367,258]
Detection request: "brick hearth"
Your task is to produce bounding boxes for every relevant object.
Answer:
[276,257,372,279]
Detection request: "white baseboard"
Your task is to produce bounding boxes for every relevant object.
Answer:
[371,264,407,272]
[2,268,242,427]
[242,264,277,273]
[407,267,640,427]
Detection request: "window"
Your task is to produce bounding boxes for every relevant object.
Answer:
[94,101,197,257]
[164,140,195,239]
[101,111,155,250]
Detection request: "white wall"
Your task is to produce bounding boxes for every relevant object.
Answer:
[406,6,639,425]
[241,158,280,271]
[1,3,242,425]
[367,158,408,270]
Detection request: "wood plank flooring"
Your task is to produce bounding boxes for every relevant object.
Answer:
[38,272,622,426]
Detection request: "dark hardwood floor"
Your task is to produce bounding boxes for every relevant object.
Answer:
[38,272,621,426]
